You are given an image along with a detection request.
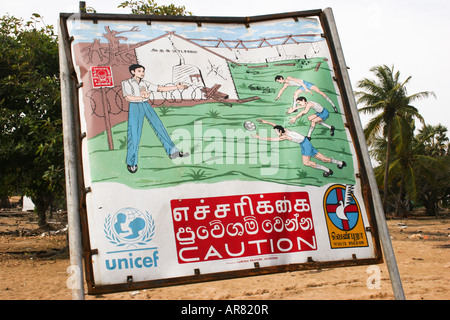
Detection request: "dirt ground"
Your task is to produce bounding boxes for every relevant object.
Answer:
[0,208,448,300]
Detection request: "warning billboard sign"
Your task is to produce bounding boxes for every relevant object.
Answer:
[59,9,382,295]
[171,192,317,263]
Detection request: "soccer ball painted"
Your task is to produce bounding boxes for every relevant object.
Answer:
[243,120,256,131]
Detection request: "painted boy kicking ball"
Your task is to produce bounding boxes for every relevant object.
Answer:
[253,119,346,177]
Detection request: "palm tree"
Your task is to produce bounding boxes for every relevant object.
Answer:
[388,116,440,216]
[417,123,449,157]
[368,117,443,216]
[415,124,450,215]
[355,65,435,213]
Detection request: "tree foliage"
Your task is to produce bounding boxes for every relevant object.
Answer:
[370,119,449,216]
[356,65,449,216]
[414,124,450,215]
[355,65,435,214]
[0,14,64,226]
[118,0,192,15]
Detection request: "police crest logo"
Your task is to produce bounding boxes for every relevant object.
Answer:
[323,184,368,248]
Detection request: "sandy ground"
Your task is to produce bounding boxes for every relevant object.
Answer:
[0,209,448,300]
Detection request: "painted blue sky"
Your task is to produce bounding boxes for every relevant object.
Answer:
[67,17,324,48]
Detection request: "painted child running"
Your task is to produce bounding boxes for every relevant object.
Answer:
[275,75,338,113]
[253,119,346,177]
[288,96,335,140]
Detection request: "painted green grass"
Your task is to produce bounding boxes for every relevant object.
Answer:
[86,58,355,190]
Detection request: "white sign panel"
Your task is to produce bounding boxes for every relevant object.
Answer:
[61,10,382,294]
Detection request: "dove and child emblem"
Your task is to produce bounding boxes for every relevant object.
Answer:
[323,184,369,249]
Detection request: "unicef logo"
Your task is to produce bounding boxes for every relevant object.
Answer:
[104,207,155,247]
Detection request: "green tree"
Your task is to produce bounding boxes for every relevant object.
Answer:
[386,117,442,216]
[414,124,450,215]
[0,14,64,226]
[369,118,448,217]
[355,65,435,214]
[417,124,449,157]
[118,0,192,15]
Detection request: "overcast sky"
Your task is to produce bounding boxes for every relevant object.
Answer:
[2,0,449,130]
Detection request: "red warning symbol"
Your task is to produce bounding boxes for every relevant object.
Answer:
[91,66,114,88]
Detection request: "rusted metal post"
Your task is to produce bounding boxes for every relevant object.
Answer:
[321,7,405,300]
[59,18,85,300]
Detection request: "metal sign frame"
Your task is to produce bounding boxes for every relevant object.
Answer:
[59,8,403,298]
